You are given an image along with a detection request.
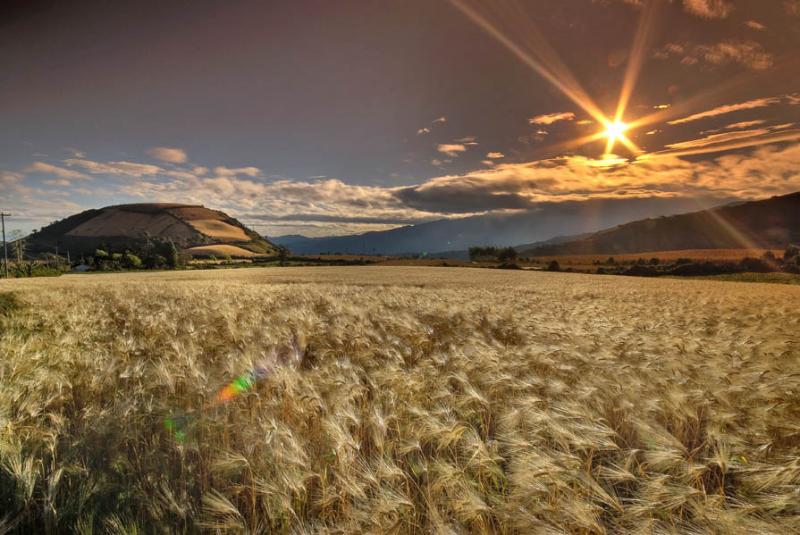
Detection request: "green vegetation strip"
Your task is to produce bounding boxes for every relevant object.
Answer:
[0,292,20,316]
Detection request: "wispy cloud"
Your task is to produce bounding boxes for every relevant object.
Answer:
[656,40,773,70]
[668,96,782,125]
[65,158,163,177]
[528,112,575,125]
[26,162,90,180]
[725,120,766,130]
[665,129,771,150]
[416,127,430,136]
[486,152,505,159]
[147,147,188,164]
[745,20,766,31]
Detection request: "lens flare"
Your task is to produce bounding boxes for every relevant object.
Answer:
[164,338,304,442]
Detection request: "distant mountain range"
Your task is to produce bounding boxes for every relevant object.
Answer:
[25,204,277,257]
[270,196,739,256]
[521,192,800,256]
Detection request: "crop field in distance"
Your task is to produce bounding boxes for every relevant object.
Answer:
[1,266,799,533]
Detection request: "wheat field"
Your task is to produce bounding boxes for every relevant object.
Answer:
[1,267,799,533]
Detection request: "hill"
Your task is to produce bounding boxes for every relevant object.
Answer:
[521,192,800,256]
[24,203,277,257]
[271,196,724,256]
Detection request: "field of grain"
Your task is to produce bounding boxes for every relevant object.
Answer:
[184,244,260,258]
[1,267,799,533]
[530,248,784,268]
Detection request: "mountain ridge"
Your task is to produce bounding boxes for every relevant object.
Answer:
[270,197,741,256]
[521,192,800,256]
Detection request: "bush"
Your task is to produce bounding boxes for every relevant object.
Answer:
[623,265,660,277]
[739,257,776,273]
[122,253,143,269]
[669,262,739,276]
[784,245,799,262]
[546,260,561,272]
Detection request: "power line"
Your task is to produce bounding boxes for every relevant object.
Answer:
[0,212,10,279]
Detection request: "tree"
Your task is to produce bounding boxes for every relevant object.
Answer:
[497,247,518,262]
[166,241,179,269]
[546,260,561,272]
[277,245,290,266]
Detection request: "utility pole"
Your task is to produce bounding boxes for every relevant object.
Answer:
[0,212,10,279]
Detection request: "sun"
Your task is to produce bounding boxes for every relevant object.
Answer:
[604,120,628,142]
[601,119,631,155]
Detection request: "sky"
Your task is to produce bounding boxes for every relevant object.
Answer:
[1,0,799,237]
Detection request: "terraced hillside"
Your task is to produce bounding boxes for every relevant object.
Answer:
[23,203,276,257]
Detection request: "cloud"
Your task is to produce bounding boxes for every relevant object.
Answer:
[65,158,163,177]
[486,152,505,159]
[454,136,478,145]
[528,112,575,125]
[26,162,90,180]
[42,178,72,187]
[665,129,771,150]
[745,20,766,31]
[656,40,773,70]
[21,132,800,236]
[416,127,430,135]
[699,41,773,70]
[437,144,467,157]
[212,166,261,177]
[683,0,733,19]
[147,147,188,164]
[668,96,782,124]
[725,120,766,130]
[393,142,800,213]
[785,1,800,16]
[432,117,447,124]
[0,171,23,189]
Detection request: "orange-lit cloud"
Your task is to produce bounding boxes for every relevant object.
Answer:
[437,144,468,157]
[529,112,576,125]
[668,96,782,125]
[683,0,733,19]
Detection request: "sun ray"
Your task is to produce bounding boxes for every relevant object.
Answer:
[613,0,660,124]
[628,52,800,133]
[449,0,608,124]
